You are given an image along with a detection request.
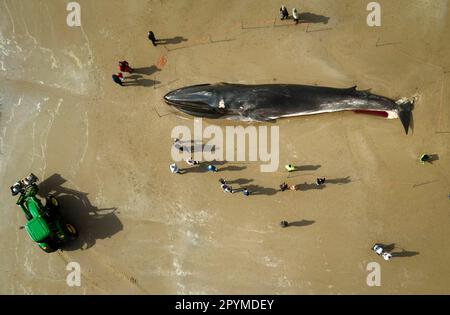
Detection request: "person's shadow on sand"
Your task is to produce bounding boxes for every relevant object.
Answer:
[38,174,122,251]
[132,65,160,76]
[288,220,315,227]
[296,182,325,191]
[288,165,321,172]
[218,165,247,172]
[180,161,239,174]
[177,140,217,153]
[299,12,330,24]
[326,176,351,185]
[123,74,160,87]
[227,178,254,185]
[242,184,278,196]
[156,36,188,45]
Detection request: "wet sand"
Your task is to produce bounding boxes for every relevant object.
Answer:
[0,0,449,294]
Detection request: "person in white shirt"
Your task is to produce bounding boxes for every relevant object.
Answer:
[173,138,184,152]
[292,8,299,24]
[185,158,199,166]
[170,163,180,174]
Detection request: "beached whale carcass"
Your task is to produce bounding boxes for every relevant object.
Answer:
[164,83,416,134]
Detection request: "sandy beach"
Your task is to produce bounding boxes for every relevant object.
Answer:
[0,0,449,294]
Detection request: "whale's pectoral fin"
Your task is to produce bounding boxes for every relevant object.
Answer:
[396,98,415,134]
[399,110,412,134]
[247,112,270,122]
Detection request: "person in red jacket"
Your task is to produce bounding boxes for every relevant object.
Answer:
[118,61,133,73]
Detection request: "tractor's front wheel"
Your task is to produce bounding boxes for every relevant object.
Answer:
[65,223,79,240]
[39,243,57,253]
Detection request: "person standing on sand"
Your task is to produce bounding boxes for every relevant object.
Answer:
[112,73,123,86]
[222,184,233,194]
[207,165,218,172]
[173,138,184,152]
[148,31,157,46]
[119,61,133,73]
[280,221,289,228]
[280,5,289,20]
[242,188,250,196]
[292,8,299,24]
[419,154,431,164]
[285,164,296,172]
[185,158,199,166]
[280,182,296,191]
[170,163,181,174]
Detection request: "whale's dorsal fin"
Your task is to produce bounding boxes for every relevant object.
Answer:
[347,86,373,95]
[346,85,358,93]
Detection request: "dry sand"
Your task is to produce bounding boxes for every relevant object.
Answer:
[0,0,449,294]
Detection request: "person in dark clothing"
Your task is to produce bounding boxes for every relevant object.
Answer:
[280,221,289,228]
[316,178,326,186]
[221,183,233,193]
[280,5,289,20]
[280,182,289,191]
[419,154,431,164]
[242,189,250,196]
[148,31,157,46]
[112,74,123,86]
[279,7,285,20]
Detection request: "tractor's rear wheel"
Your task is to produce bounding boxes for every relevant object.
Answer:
[48,195,59,208]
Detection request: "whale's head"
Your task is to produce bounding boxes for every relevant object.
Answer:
[164,84,227,118]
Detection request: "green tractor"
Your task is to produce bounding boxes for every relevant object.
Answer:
[10,173,79,253]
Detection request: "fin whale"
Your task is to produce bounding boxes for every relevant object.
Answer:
[164,83,415,134]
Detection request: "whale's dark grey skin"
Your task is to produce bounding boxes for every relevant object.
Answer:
[164,83,415,134]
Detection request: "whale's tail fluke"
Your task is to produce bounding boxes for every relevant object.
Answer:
[396,96,417,134]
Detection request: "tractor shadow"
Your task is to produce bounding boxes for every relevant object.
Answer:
[38,174,122,251]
